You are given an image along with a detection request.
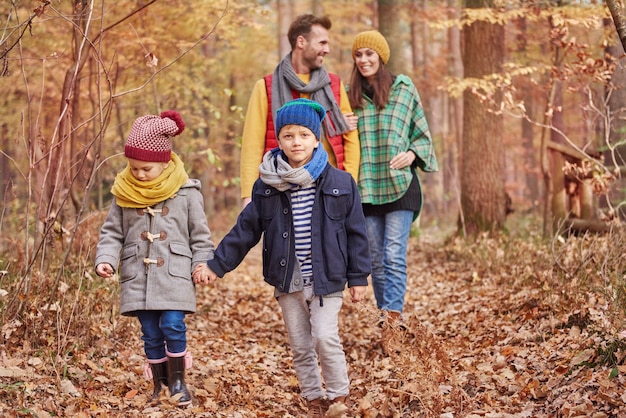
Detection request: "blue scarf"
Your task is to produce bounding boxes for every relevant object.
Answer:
[259,146,328,191]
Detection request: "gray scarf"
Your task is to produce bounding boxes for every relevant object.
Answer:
[259,147,328,192]
[271,53,350,137]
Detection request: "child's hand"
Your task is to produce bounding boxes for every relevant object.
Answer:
[193,263,218,284]
[349,285,367,303]
[96,263,114,278]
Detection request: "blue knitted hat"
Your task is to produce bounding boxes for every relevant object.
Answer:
[275,98,326,140]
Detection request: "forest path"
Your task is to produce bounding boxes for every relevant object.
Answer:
[2,230,624,417]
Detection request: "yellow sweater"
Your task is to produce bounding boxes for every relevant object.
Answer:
[239,74,360,199]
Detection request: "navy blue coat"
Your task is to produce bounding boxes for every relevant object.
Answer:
[208,164,371,296]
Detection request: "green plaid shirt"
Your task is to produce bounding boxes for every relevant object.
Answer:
[355,75,438,205]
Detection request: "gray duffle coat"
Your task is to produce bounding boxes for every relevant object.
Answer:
[95,179,214,315]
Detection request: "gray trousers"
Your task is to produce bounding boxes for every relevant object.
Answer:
[276,286,349,401]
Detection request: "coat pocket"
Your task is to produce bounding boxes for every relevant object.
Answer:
[169,242,192,279]
[322,187,351,220]
[119,243,140,283]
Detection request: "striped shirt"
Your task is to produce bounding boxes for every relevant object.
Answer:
[290,184,316,287]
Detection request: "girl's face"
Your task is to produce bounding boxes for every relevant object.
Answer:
[354,47,381,79]
[127,158,169,181]
[277,125,319,168]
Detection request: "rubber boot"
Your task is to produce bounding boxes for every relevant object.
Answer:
[147,359,168,403]
[167,352,191,406]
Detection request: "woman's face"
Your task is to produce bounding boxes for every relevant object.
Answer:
[354,47,381,79]
[127,158,169,181]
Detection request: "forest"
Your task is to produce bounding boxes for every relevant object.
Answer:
[1,0,626,417]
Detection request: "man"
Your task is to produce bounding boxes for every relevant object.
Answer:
[239,14,360,207]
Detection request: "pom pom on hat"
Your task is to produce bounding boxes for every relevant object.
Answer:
[352,30,390,65]
[275,98,326,140]
[124,110,185,162]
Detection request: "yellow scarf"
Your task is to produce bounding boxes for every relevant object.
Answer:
[111,152,189,208]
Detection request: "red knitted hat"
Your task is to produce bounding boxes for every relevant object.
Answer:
[124,110,185,162]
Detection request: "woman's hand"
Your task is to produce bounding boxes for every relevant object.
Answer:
[389,151,416,170]
[343,112,358,131]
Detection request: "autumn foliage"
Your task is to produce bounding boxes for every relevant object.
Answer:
[2,1,626,417]
[1,213,626,416]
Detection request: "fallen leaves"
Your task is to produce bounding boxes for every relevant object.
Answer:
[1,229,625,416]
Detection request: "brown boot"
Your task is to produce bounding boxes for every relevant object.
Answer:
[307,398,326,418]
[327,395,350,417]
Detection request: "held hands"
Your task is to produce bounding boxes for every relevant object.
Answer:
[193,263,218,285]
[389,151,416,170]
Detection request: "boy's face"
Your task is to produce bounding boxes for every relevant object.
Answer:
[127,157,169,181]
[277,125,319,168]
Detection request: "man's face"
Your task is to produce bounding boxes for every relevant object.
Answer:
[277,125,319,168]
[300,24,330,71]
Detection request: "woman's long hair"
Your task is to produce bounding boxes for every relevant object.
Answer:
[347,59,394,111]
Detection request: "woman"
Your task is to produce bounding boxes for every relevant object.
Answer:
[348,30,438,354]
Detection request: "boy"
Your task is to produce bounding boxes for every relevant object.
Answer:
[194,98,370,417]
[95,110,214,406]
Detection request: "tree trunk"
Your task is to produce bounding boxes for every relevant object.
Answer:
[604,17,626,220]
[446,0,463,220]
[514,16,540,207]
[549,81,571,232]
[460,1,506,235]
[277,0,293,60]
[606,0,626,53]
[378,0,405,75]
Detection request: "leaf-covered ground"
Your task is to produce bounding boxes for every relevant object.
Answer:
[1,226,625,417]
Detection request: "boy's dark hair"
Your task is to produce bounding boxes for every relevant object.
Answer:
[287,14,332,50]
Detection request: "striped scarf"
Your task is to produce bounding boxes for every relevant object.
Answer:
[259,146,328,191]
[271,53,350,137]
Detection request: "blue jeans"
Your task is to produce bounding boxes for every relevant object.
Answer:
[365,210,414,313]
[136,310,187,360]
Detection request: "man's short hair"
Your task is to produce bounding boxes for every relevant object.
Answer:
[287,14,332,50]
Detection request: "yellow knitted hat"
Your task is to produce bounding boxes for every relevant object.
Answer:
[352,30,390,65]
